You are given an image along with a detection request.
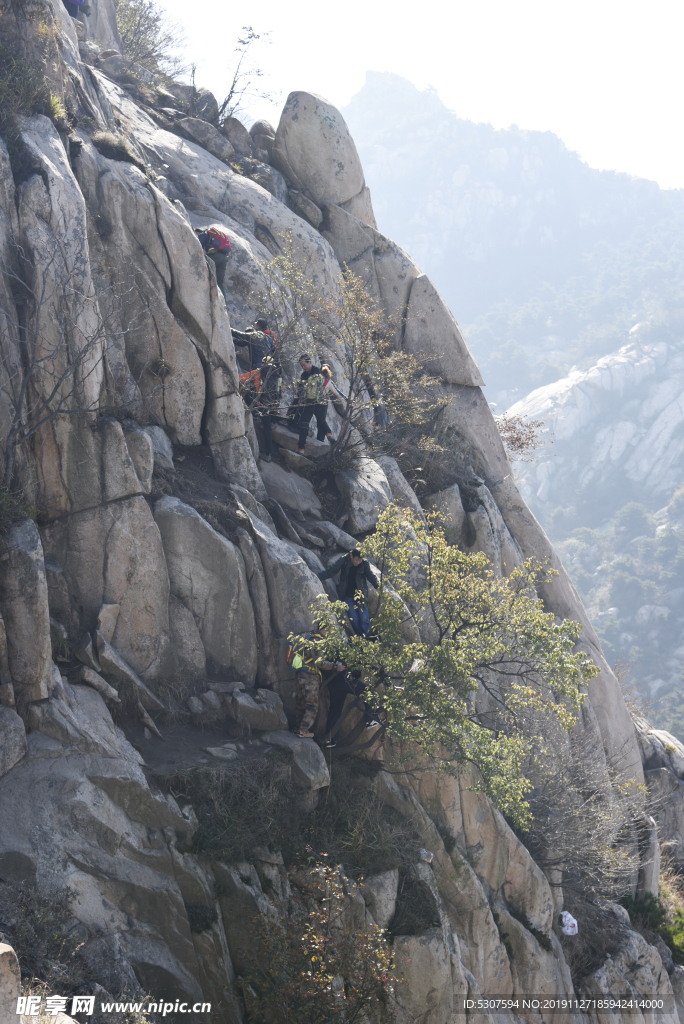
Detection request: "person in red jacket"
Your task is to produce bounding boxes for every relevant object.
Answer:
[195,226,231,291]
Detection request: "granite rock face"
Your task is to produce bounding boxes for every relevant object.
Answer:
[0,2,663,1017]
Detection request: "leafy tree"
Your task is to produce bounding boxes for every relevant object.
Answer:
[613,502,650,539]
[301,505,598,827]
[240,855,396,1023]
[113,0,186,77]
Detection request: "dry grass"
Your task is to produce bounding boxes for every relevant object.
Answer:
[91,131,147,173]
[162,758,422,876]
[659,849,684,925]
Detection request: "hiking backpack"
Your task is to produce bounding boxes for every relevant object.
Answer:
[286,633,317,673]
[206,227,232,253]
[302,372,326,404]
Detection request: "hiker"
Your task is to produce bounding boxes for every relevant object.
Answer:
[62,0,85,16]
[251,354,281,462]
[231,318,276,371]
[194,226,231,291]
[324,669,379,749]
[294,354,334,454]
[287,627,345,739]
[317,548,379,637]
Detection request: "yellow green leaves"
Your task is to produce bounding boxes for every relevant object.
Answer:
[304,504,598,826]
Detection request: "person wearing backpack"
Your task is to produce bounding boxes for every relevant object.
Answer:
[195,226,232,291]
[295,354,334,454]
[286,627,345,738]
[231,318,276,371]
[251,354,282,462]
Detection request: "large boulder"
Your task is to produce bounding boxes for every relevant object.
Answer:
[219,117,253,158]
[261,731,330,790]
[249,515,325,637]
[424,484,467,546]
[41,497,171,680]
[0,943,21,1024]
[154,497,257,681]
[178,118,235,163]
[335,458,392,534]
[167,83,219,123]
[272,92,376,227]
[375,456,424,519]
[259,460,321,514]
[0,520,52,702]
[230,689,287,731]
[362,869,398,930]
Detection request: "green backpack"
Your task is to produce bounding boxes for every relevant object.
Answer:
[303,373,326,404]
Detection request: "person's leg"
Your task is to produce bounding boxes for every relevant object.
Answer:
[296,671,320,735]
[62,0,80,14]
[209,252,227,291]
[344,598,362,635]
[297,406,314,451]
[314,405,333,442]
[325,676,352,737]
[349,676,377,725]
[357,603,371,636]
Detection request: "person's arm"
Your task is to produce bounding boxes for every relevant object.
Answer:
[317,554,346,582]
[364,561,380,589]
[231,330,250,345]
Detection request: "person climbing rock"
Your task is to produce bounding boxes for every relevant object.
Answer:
[294,354,334,454]
[286,626,345,738]
[251,354,282,462]
[317,548,379,637]
[231,318,276,371]
[324,669,380,749]
[195,226,231,291]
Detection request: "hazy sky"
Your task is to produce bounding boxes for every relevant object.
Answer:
[158,0,684,190]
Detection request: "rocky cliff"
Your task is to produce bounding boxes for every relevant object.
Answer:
[0,1,680,1021]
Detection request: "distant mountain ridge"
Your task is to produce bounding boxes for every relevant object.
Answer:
[343,72,684,407]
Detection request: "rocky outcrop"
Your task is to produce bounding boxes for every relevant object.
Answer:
[507,336,684,506]
[272,92,377,228]
[0,521,52,702]
[0,3,664,1017]
[154,497,257,681]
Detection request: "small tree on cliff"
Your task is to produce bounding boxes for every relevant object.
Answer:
[302,505,599,828]
[255,236,442,467]
[241,855,396,1024]
[496,411,549,462]
[114,0,187,77]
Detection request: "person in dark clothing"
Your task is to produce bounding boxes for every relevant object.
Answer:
[324,669,380,748]
[62,0,84,15]
[251,354,281,461]
[194,227,231,291]
[231,318,276,370]
[295,354,334,453]
[317,549,379,637]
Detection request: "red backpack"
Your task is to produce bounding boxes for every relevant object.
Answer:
[206,227,232,253]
